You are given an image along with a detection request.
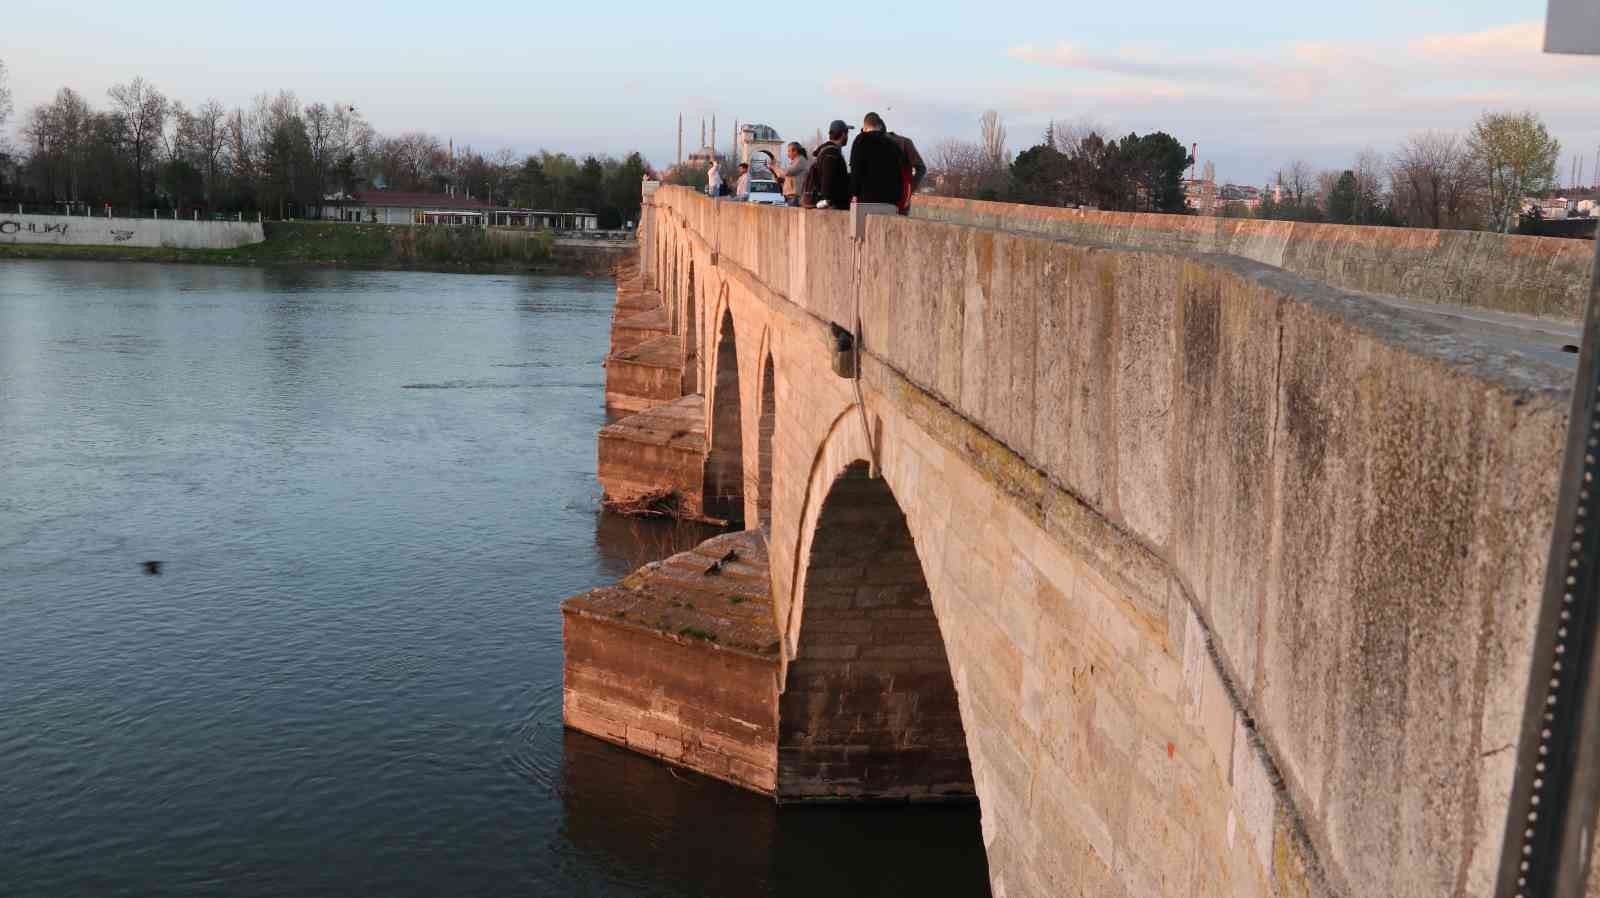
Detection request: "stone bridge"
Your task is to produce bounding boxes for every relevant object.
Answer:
[563,183,1597,898]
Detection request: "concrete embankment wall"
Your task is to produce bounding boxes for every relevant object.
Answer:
[913,195,1595,320]
[0,213,265,250]
[652,186,1574,897]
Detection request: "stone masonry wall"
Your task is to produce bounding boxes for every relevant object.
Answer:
[564,609,779,794]
[646,186,1575,898]
[913,195,1595,320]
[777,461,974,803]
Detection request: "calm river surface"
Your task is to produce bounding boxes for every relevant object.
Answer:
[0,261,989,897]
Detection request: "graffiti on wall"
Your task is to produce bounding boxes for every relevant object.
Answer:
[0,221,69,236]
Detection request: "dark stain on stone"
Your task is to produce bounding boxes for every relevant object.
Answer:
[1284,374,1330,482]
[1181,282,1222,389]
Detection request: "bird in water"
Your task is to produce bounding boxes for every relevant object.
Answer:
[142,561,163,576]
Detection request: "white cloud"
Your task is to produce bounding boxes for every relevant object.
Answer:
[931,20,1600,183]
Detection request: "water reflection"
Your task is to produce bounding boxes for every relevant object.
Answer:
[558,731,992,898]
[0,259,989,898]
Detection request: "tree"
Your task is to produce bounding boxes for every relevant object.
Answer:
[1010,142,1072,207]
[928,139,992,199]
[1274,160,1315,208]
[107,77,168,209]
[604,151,648,228]
[573,155,607,211]
[184,99,229,209]
[1351,148,1388,225]
[1119,132,1191,212]
[979,110,1009,170]
[0,59,12,133]
[1390,132,1479,229]
[1468,110,1560,233]
[1326,171,1359,224]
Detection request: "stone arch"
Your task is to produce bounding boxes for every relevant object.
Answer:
[777,460,975,803]
[756,351,776,530]
[703,304,744,524]
[683,260,699,395]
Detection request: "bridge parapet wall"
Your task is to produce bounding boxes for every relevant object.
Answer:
[912,195,1594,320]
[646,185,1575,897]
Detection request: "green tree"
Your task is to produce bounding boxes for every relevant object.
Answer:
[1326,171,1359,224]
[573,155,606,212]
[604,151,648,228]
[1010,142,1072,207]
[1468,110,1560,233]
[1118,132,1191,212]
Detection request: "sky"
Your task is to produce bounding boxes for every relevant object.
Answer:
[2,0,1597,186]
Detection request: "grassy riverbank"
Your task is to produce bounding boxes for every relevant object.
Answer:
[0,222,629,275]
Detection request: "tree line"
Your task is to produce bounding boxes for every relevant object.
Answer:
[928,108,1571,234]
[929,112,1195,213]
[0,67,652,228]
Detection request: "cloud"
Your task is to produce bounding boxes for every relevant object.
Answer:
[983,20,1600,181]
[1005,43,1243,84]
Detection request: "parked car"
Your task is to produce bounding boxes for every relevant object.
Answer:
[746,172,785,206]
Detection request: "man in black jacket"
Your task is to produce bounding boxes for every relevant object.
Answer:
[802,120,852,210]
[849,112,908,206]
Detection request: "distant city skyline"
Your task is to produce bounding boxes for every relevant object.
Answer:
[3,0,1597,187]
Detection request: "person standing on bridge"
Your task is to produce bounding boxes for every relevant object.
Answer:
[803,120,852,210]
[734,163,751,201]
[849,112,909,209]
[770,142,810,207]
[883,119,926,214]
[707,158,723,197]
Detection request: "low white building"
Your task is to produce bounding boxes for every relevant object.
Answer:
[319,191,599,230]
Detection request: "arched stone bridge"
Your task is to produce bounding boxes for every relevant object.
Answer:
[564,183,1596,897]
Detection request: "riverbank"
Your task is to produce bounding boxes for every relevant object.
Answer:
[0,221,630,275]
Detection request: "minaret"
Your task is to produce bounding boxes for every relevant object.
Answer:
[677,114,683,166]
[701,119,706,150]
[711,116,717,162]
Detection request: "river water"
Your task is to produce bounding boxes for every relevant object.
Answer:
[0,261,989,897]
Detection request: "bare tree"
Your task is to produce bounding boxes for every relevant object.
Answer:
[928,138,991,198]
[107,77,168,209]
[1390,131,1480,229]
[22,88,94,203]
[979,109,1009,169]
[1468,110,1561,233]
[1051,116,1104,156]
[1201,160,1215,184]
[184,99,229,209]
[1352,148,1387,223]
[1274,159,1315,207]
[0,59,12,134]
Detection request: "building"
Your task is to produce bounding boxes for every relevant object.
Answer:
[737,124,784,169]
[1181,178,1217,215]
[318,191,599,230]
[685,145,726,167]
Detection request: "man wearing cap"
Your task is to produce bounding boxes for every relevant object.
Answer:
[802,120,853,210]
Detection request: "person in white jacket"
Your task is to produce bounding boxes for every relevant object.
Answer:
[706,159,722,197]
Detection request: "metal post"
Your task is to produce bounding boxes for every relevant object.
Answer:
[1498,234,1600,898]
